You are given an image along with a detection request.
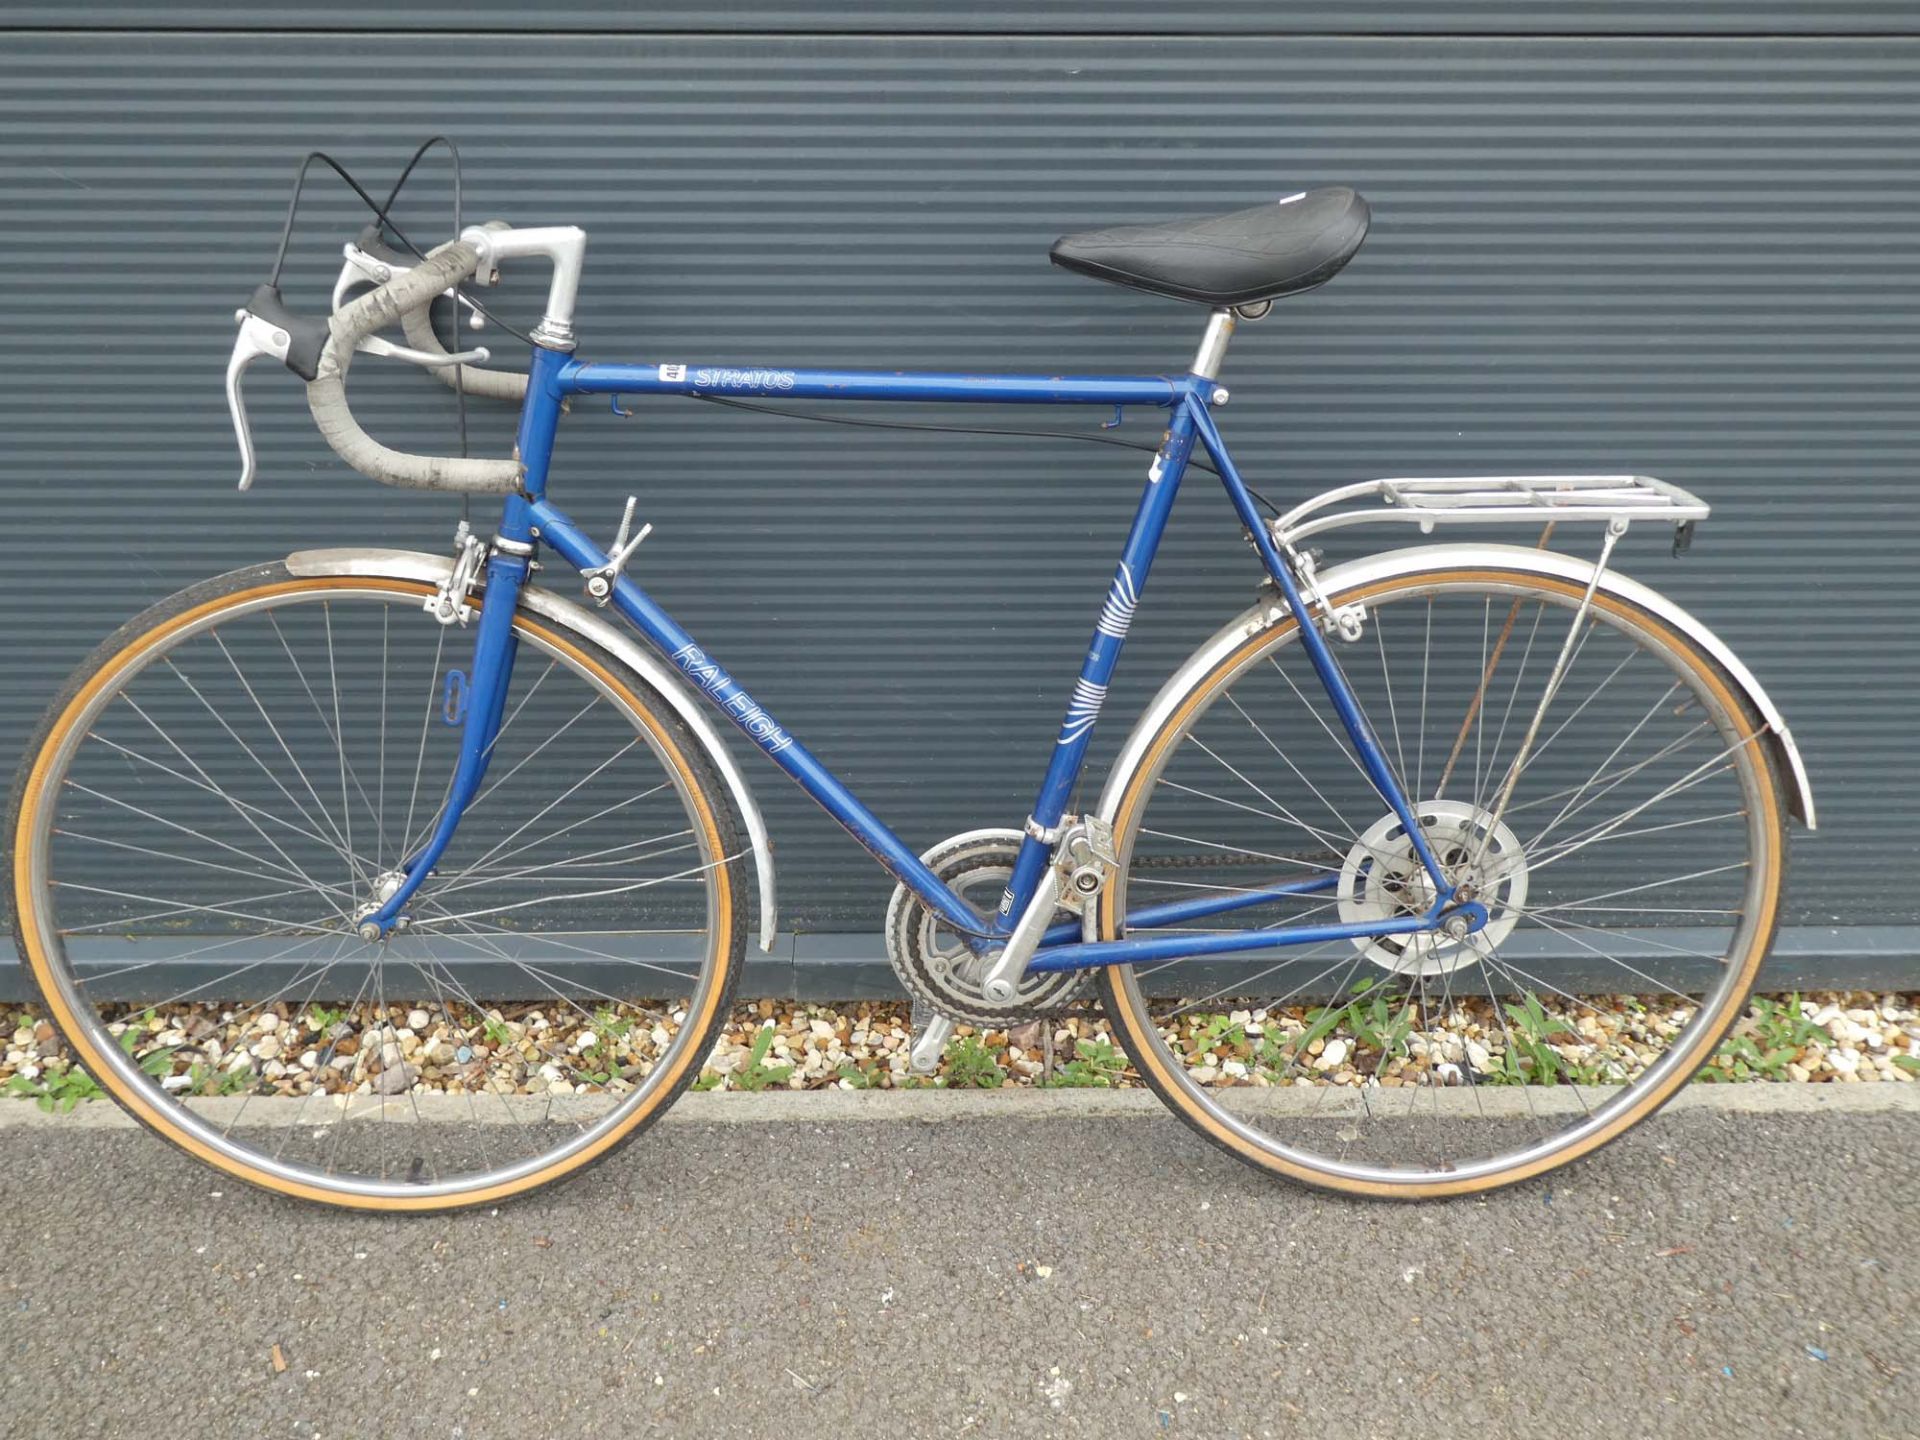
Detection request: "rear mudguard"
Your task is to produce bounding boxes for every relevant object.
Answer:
[1094,542,1816,871]
[286,547,778,952]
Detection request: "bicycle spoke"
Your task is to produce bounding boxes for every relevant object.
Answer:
[208,630,365,873]
[1157,775,1352,856]
[1214,698,1361,844]
[399,625,449,866]
[52,879,340,936]
[265,610,386,861]
[1468,600,1548,817]
[1139,828,1350,878]
[1100,569,1777,1192]
[74,740,371,890]
[377,606,389,867]
[25,581,728,1207]
[441,742,652,879]
[1262,659,1395,813]
[162,662,350,865]
[417,851,740,930]
[440,916,717,1001]
[424,830,696,901]
[1522,734,1761,868]
[1373,605,1410,796]
[1159,940,1349,1023]
[1522,808,1745,876]
[52,827,358,905]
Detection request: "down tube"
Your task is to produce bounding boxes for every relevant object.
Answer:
[524,498,990,939]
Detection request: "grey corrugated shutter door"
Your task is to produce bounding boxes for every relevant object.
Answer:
[1,6,1913,990]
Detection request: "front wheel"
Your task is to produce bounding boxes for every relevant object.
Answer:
[9,564,745,1211]
[1095,562,1788,1199]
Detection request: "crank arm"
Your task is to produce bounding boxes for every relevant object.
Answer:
[978,867,1065,1005]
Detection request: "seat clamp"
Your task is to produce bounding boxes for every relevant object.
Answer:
[1025,815,1064,846]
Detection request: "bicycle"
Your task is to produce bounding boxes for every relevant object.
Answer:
[7,156,1815,1211]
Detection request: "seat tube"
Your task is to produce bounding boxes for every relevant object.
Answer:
[994,384,1211,929]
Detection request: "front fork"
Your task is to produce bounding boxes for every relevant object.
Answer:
[357,548,530,939]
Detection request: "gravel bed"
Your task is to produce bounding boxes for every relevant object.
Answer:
[3,990,1915,1109]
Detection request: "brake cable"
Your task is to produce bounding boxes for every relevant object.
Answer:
[680,394,1283,516]
[268,145,1284,521]
[268,148,538,347]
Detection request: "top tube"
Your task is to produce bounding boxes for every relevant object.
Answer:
[559,360,1192,409]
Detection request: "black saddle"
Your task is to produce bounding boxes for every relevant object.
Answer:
[1050,187,1369,307]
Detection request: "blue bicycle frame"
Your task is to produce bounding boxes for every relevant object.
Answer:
[364,339,1479,972]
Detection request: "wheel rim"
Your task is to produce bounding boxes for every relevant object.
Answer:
[1099,570,1782,1192]
[15,577,734,1205]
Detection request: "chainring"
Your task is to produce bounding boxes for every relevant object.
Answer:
[884,829,1092,1026]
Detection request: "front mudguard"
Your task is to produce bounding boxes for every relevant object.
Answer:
[285,547,779,952]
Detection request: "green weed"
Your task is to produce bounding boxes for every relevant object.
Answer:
[481,1015,515,1049]
[5,1065,102,1113]
[1050,1037,1127,1088]
[1188,1014,1247,1058]
[185,1060,259,1098]
[733,1024,794,1093]
[941,1035,1004,1089]
[835,1060,879,1089]
[1703,995,1831,1081]
[1493,993,1578,1085]
[304,1004,348,1034]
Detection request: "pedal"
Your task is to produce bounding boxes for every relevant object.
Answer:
[907,1010,955,1076]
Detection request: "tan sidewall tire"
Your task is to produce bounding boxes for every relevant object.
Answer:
[9,570,742,1213]
[1095,567,1788,1200]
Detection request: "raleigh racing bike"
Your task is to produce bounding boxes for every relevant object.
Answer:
[7,154,1814,1210]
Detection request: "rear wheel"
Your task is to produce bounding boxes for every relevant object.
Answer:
[9,564,744,1211]
[1095,564,1788,1199]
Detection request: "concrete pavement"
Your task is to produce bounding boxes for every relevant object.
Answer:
[1,1086,1914,1438]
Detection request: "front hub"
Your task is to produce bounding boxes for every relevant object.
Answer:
[352,870,412,941]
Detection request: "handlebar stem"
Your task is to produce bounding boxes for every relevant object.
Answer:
[460,223,587,351]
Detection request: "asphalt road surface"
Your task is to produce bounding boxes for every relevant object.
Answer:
[2,1088,1913,1438]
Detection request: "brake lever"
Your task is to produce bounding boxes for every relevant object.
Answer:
[332,240,485,330]
[226,309,292,491]
[356,333,491,369]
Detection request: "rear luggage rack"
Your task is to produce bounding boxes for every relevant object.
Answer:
[1272,474,1710,548]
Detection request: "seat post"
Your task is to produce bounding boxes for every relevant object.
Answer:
[1190,307,1236,380]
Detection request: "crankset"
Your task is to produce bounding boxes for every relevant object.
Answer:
[885,829,1091,1028]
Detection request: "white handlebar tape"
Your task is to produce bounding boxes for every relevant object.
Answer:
[399,220,531,403]
[307,241,525,493]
